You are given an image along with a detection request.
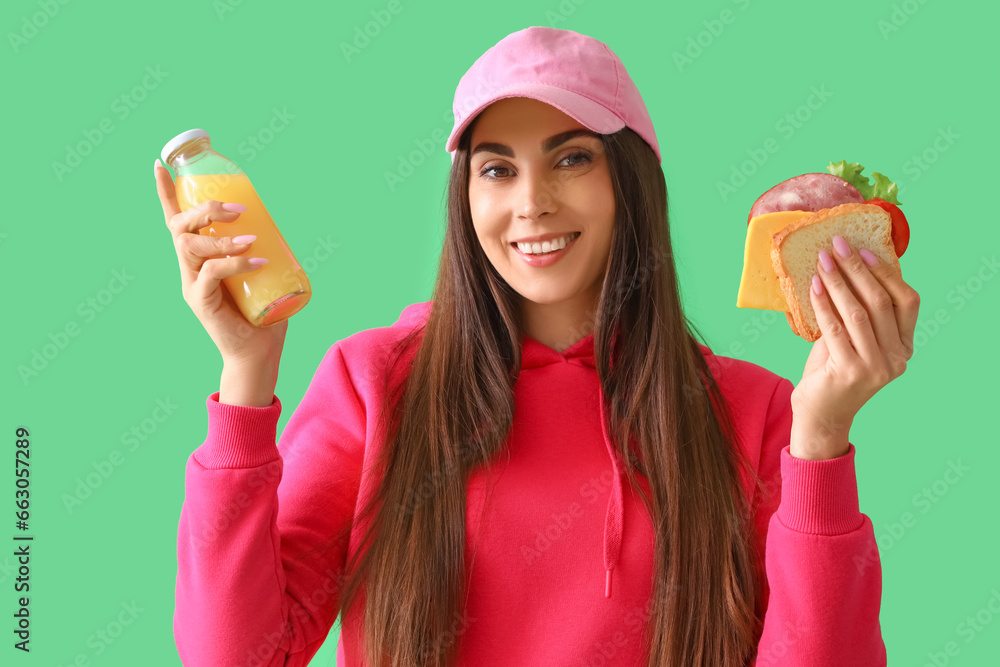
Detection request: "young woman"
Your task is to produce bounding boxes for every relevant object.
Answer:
[157,26,918,667]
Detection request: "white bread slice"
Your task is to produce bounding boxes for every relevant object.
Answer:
[784,311,799,337]
[770,203,900,342]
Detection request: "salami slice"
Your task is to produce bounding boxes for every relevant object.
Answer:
[748,173,864,220]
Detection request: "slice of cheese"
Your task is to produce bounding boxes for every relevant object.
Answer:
[736,210,813,311]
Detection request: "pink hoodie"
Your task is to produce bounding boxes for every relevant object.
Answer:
[174,300,886,666]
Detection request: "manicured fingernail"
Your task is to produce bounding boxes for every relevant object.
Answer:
[248,257,269,266]
[153,158,161,175]
[222,202,248,212]
[859,248,879,266]
[818,248,836,273]
[232,234,257,244]
[812,274,824,295]
[832,235,852,258]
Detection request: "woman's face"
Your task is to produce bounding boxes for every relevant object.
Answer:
[467,97,615,316]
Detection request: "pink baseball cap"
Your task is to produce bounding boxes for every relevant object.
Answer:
[446,26,661,165]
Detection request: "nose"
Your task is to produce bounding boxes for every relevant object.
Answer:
[515,168,559,221]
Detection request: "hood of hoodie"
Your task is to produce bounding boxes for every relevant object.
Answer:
[392,300,714,599]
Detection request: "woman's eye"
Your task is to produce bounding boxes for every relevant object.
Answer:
[480,165,510,179]
[561,151,592,167]
[478,151,592,180]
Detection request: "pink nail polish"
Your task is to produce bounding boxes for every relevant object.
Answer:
[222,202,248,213]
[859,248,879,266]
[818,248,836,273]
[812,274,823,295]
[832,235,852,258]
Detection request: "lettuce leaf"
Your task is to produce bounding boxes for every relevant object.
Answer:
[827,160,902,205]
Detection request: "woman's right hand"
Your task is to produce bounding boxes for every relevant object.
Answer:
[154,161,288,369]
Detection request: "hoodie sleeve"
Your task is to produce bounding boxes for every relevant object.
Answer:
[751,377,887,667]
[173,342,367,667]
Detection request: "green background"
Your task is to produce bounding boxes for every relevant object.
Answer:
[4,0,997,664]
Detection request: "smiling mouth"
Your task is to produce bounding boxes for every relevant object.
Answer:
[509,231,582,254]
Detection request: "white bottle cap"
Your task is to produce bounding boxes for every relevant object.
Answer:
[161,129,210,165]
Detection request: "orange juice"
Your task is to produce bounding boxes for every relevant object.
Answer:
[175,172,311,327]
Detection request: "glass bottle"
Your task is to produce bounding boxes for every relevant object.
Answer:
[160,128,311,327]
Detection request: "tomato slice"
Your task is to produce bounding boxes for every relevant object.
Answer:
[864,197,909,258]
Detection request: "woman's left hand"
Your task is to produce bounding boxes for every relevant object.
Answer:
[790,234,921,458]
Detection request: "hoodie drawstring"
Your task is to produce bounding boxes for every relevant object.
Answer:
[507,326,627,602]
[598,383,624,599]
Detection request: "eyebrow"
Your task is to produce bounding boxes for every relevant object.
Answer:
[470,128,602,159]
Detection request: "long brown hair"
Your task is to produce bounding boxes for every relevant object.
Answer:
[331,120,771,666]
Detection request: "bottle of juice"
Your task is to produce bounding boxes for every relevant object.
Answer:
[160,128,311,327]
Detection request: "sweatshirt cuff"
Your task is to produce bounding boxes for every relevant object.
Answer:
[776,442,864,535]
[195,391,283,469]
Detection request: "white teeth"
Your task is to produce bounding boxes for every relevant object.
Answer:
[516,232,578,255]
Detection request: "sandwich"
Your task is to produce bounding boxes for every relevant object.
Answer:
[736,161,910,342]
